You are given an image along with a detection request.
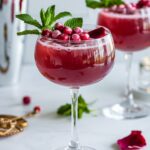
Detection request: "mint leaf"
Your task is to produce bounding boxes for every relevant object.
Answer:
[86,0,101,9]
[46,5,55,26]
[16,14,42,29]
[17,29,40,35]
[86,0,124,8]
[64,18,83,29]
[40,9,46,26]
[54,12,72,22]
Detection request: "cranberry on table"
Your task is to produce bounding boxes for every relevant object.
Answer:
[71,34,81,42]
[41,29,52,37]
[34,106,41,113]
[52,30,61,39]
[80,33,90,40]
[55,23,64,31]
[22,96,31,105]
[74,27,83,34]
[63,26,72,35]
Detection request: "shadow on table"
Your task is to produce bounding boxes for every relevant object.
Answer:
[111,143,118,150]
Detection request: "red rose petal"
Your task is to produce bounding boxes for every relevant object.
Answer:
[117,131,146,150]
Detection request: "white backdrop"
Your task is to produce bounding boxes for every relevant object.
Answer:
[23,0,150,64]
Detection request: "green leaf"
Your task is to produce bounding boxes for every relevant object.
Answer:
[16,14,42,29]
[17,29,40,35]
[40,9,46,26]
[46,5,55,26]
[57,104,71,115]
[85,0,124,9]
[54,12,72,22]
[85,0,101,9]
[64,18,83,29]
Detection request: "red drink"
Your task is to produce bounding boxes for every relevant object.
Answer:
[35,37,115,87]
[98,10,150,52]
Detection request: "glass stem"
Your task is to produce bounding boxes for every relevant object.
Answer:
[124,53,135,106]
[68,88,80,149]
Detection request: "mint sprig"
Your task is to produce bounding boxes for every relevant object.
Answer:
[16,5,72,36]
[57,95,91,119]
[86,0,124,9]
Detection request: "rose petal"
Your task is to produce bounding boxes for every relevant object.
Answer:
[117,130,146,150]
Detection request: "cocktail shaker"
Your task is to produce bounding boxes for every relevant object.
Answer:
[0,0,27,86]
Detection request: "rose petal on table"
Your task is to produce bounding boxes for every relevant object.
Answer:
[117,130,146,150]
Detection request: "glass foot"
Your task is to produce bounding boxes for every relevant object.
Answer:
[56,146,96,150]
[102,101,150,120]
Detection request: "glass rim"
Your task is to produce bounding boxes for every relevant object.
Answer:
[100,7,150,18]
[37,25,113,47]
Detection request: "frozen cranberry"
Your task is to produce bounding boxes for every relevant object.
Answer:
[74,27,83,34]
[80,33,90,40]
[71,34,81,42]
[52,30,61,39]
[58,34,69,41]
[41,29,52,37]
[34,106,41,113]
[63,26,72,35]
[88,27,106,39]
[116,4,126,13]
[55,23,64,31]
[126,4,137,14]
[110,5,117,12]
[22,96,31,105]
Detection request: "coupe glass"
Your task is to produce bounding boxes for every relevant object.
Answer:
[34,25,115,150]
[98,7,150,119]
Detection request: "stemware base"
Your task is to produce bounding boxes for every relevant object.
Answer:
[102,100,150,120]
[56,146,96,150]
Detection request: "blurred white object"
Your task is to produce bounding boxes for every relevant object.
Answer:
[0,0,27,86]
[137,56,150,94]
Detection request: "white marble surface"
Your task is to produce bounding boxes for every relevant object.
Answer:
[0,63,150,150]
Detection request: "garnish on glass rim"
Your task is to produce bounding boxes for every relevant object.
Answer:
[16,5,83,35]
[85,0,124,9]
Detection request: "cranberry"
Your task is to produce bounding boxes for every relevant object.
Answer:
[80,33,90,40]
[63,26,72,35]
[71,34,81,42]
[58,34,69,41]
[110,5,117,12]
[126,4,136,14]
[88,27,106,39]
[41,29,52,37]
[34,106,41,113]
[74,27,83,34]
[55,23,64,31]
[52,30,61,39]
[116,4,126,13]
[22,96,31,105]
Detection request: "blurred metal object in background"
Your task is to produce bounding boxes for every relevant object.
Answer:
[138,56,150,94]
[0,0,27,86]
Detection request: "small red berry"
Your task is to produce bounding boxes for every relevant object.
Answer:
[58,34,69,41]
[74,27,83,34]
[80,33,90,40]
[55,23,64,31]
[71,34,81,42]
[34,106,41,113]
[22,96,31,105]
[41,29,52,37]
[52,30,61,39]
[63,26,72,35]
